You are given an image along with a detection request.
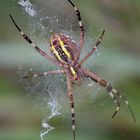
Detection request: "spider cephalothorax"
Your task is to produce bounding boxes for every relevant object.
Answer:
[9,0,135,140]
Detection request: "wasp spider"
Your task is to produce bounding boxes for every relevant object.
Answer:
[9,0,135,140]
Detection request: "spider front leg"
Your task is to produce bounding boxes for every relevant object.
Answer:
[9,14,61,66]
[79,30,105,65]
[68,0,84,63]
[22,70,65,79]
[67,73,76,140]
[82,68,135,123]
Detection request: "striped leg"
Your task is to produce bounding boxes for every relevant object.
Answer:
[67,73,76,140]
[68,0,84,63]
[112,90,136,123]
[9,14,60,66]
[79,30,105,65]
[22,70,65,79]
[83,68,135,122]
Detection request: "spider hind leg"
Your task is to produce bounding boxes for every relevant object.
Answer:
[110,87,136,123]
[102,82,121,119]
[67,73,76,140]
[83,68,136,123]
[99,79,135,123]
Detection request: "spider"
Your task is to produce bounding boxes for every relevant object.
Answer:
[9,0,135,140]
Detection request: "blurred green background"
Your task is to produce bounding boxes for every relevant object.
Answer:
[0,0,140,140]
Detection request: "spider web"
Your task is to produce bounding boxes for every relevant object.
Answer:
[16,1,80,139]
[15,0,115,139]
[16,1,101,139]
[10,0,138,140]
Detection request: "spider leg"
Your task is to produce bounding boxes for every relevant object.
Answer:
[82,68,135,123]
[22,70,65,79]
[113,90,136,123]
[9,14,61,66]
[68,0,84,63]
[67,73,76,140]
[79,30,105,65]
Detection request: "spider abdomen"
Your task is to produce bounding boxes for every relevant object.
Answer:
[50,34,78,64]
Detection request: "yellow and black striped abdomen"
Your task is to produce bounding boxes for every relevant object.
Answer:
[50,34,78,63]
